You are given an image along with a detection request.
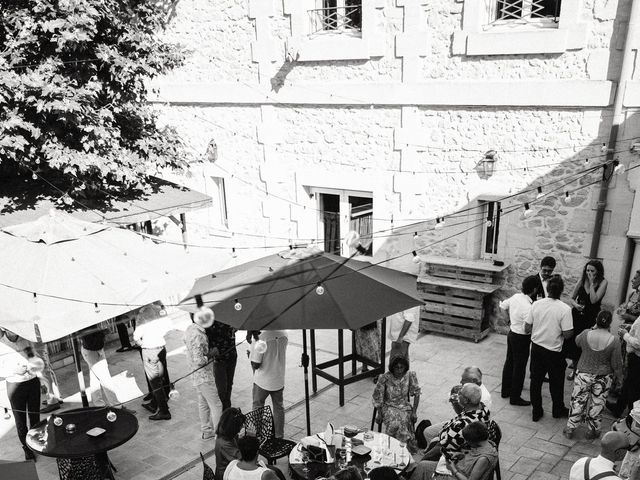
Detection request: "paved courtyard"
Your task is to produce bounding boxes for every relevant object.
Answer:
[0,310,611,480]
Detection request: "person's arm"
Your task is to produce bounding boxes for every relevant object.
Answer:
[524,308,533,335]
[611,338,624,387]
[561,307,574,339]
[622,329,640,350]
[588,278,608,304]
[569,281,583,309]
[562,329,574,340]
[261,469,280,480]
[447,456,490,480]
[372,375,385,424]
[408,371,421,422]
[396,320,412,343]
[186,332,210,369]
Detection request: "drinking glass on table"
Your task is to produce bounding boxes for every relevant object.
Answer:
[363,462,373,479]
[301,450,310,474]
[398,440,407,467]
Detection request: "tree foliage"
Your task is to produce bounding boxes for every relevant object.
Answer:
[0,0,188,200]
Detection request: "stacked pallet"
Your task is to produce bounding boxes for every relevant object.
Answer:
[417,256,508,342]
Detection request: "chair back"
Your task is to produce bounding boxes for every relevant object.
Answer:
[487,420,502,480]
[200,452,215,480]
[244,405,276,445]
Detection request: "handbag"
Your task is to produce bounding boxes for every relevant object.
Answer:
[303,445,327,463]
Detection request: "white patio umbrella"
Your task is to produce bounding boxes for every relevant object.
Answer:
[0,210,233,343]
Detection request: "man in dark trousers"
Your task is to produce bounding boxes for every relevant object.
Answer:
[500,275,538,406]
[525,275,573,422]
[206,317,237,411]
[533,256,556,300]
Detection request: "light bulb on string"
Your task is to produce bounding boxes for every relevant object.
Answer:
[486,218,493,228]
[523,203,534,218]
[536,186,543,199]
[234,299,242,311]
[412,251,421,264]
[601,143,607,152]
[435,218,444,230]
[231,248,237,258]
[33,292,38,303]
[564,191,571,204]
[614,160,625,175]
[315,283,325,296]
[94,302,100,313]
[31,172,37,180]
[413,232,419,241]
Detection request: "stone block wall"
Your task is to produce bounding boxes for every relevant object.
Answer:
[151,0,640,332]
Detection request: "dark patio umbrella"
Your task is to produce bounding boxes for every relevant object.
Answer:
[180,247,424,434]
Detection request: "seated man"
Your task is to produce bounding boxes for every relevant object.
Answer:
[409,384,490,480]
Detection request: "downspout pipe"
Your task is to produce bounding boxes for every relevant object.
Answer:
[589,0,640,259]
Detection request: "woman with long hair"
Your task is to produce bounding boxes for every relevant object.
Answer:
[214,407,246,480]
[566,260,608,379]
[564,310,623,440]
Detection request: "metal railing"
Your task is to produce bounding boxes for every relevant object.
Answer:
[490,0,561,25]
[308,5,362,35]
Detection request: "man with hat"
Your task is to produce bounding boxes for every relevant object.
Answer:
[569,431,630,479]
[184,307,222,439]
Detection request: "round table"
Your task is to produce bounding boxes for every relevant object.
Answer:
[288,430,412,480]
[26,406,138,480]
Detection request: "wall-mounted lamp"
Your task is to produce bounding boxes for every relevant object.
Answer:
[479,150,498,178]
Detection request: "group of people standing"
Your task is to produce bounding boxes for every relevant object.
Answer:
[500,255,640,440]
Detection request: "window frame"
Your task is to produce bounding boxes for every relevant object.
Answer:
[452,0,586,56]
[207,175,229,230]
[480,200,501,260]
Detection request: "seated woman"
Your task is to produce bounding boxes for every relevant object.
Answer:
[372,356,421,451]
[439,422,498,480]
[223,435,280,480]
[215,407,246,480]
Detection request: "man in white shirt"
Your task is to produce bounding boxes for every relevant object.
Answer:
[525,275,573,422]
[134,303,173,421]
[500,275,538,406]
[250,330,288,438]
[569,431,629,480]
[388,306,420,363]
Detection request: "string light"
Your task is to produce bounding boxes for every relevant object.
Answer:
[94,302,100,313]
[486,218,493,228]
[412,251,421,264]
[523,203,533,218]
[564,191,571,204]
[234,299,242,311]
[536,186,543,199]
[435,217,444,229]
[601,143,608,152]
[614,160,625,175]
[315,283,325,295]
[33,292,38,303]
[231,247,237,258]
[31,172,37,180]
[413,232,419,241]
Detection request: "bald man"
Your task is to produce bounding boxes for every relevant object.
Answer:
[569,431,629,480]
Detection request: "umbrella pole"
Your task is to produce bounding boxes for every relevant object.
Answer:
[302,329,311,436]
[71,336,89,407]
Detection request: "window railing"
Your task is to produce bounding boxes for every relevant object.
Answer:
[308,5,362,35]
[489,0,561,26]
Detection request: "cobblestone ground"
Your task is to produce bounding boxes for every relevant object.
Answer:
[0,311,613,480]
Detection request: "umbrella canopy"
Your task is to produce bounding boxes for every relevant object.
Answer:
[180,247,424,331]
[0,210,233,342]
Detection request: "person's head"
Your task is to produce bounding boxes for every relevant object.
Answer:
[369,466,399,480]
[461,366,483,386]
[458,383,482,411]
[216,407,245,439]
[596,310,613,330]
[389,355,409,378]
[632,270,640,290]
[522,275,539,296]
[461,421,489,447]
[600,431,631,462]
[539,256,556,280]
[546,275,564,299]
[237,435,260,462]
[582,260,605,285]
[334,466,363,480]
[194,306,215,329]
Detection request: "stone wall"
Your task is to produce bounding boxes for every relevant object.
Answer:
[152,0,639,332]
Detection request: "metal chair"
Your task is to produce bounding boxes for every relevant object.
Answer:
[370,408,383,432]
[200,452,215,480]
[243,406,297,465]
[487,420,502,480]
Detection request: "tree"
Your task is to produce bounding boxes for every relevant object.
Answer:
[0,0,188,201]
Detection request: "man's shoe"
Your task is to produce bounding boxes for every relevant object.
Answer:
[510,398,531,406]
[562,427,574,439]
[552,407,569,418]
[142,393,153,402]
[202,432,215,440]
[532,410,543,422]
[501,393,510,399]
[116,346,134,353]
[149,412,171,421]
[141,402,157,413]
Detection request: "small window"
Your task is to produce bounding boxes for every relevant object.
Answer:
[493,0,561,24]
[309,0,362,36]
[209,176,228,228]
[481,201,501,259]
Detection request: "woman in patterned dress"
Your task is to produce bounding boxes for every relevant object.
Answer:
[372,355,421,451]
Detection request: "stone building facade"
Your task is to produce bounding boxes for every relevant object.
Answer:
[152,0,640,326]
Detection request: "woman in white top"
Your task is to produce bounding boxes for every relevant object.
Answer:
[223,435,279,480]
[0,329,42,460]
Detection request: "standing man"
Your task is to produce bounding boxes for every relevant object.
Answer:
[250,330,288,438]
[185,307,222,439]
[80,326,120,407]
[525,275,573,422]
[388,306,420,363]
[617,269,640,325]
[533,256,556,300]
[206,316,237,411]
[134,304,172,421]
[618,316,640,417]
[500,275,538,406]
[569,431,629,480]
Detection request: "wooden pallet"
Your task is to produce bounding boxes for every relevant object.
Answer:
[417,258,507,342]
